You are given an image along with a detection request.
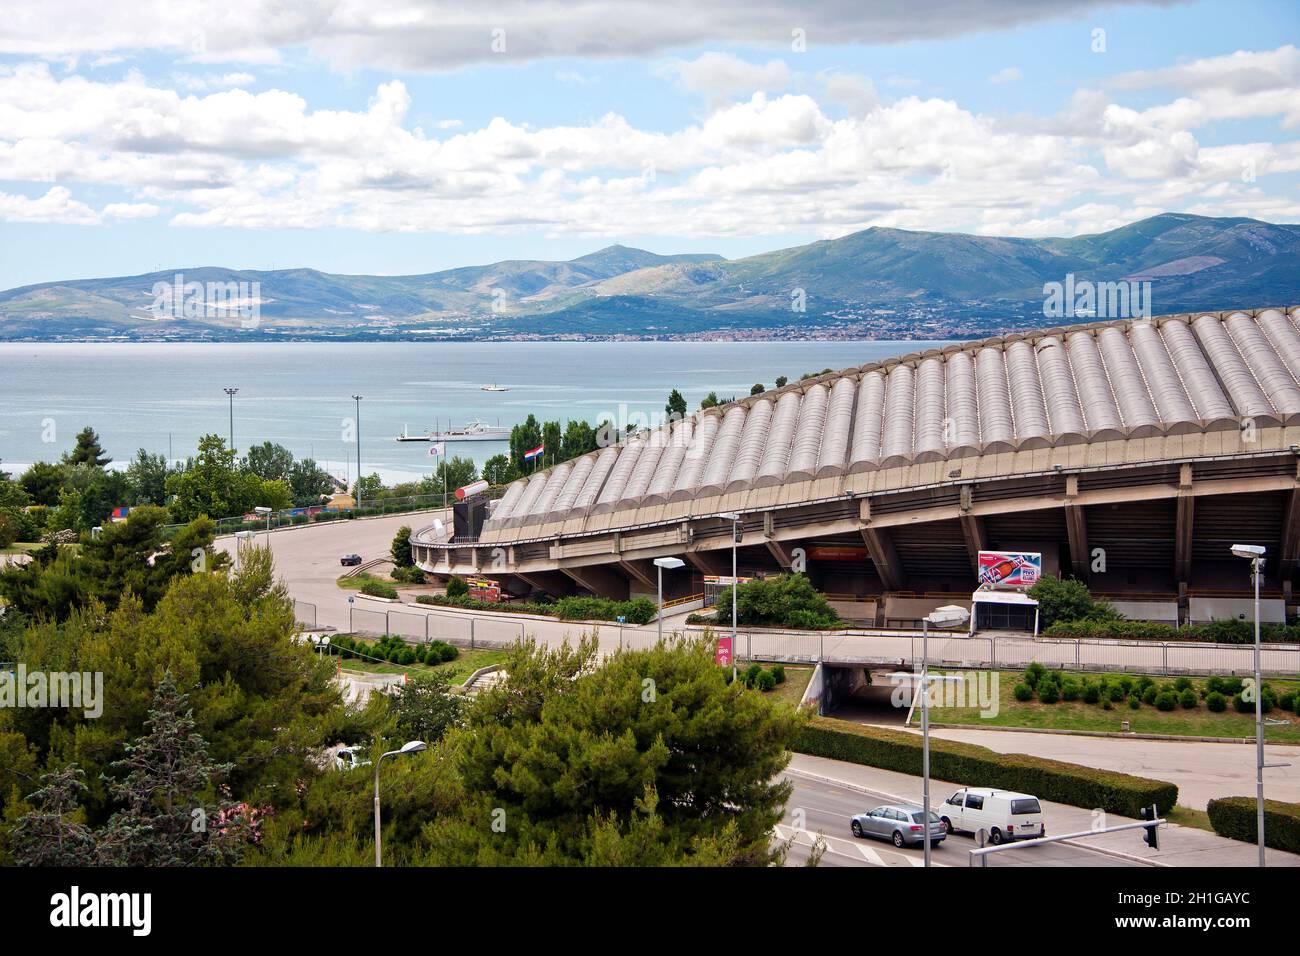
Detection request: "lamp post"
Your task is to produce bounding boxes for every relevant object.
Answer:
[351,395,363,507]
[894,605,970,868]
[254,505,272,547]
[374,739,427,867]
[1231,543,1268,867]
[719,512,741,681]
[223,387,238,452]
[653,557,686,645]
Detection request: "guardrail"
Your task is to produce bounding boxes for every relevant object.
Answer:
[662,592,705,610]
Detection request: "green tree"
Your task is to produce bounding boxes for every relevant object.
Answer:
[420,458,478,500]
[67,426,111,468]
[420,637,802,865]
[8,766,96,867]
[560,419,597,462]
[541,420,563,468]
[125,449,171,506]
[775,376,788,388]
[77,468,129,531]
[242,442,294,482]
[665,389,687,420]
[354,473,384,502]
[716,573,840,630]
[391,526,414,567]
[18,462,65,507]
[166,434,258,522]
[288,458,334,506]
[1028,576,1116,629]
[96,673,251,866]
[481,454,516,486]
[699,392,720,410]
[389,672,462,744]
[509,414,542,473]
[750,383,765,395]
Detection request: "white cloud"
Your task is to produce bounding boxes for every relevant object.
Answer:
[1,44,1299,241]
[659,53,790,108]
[988,67,1021,84]
[0,185,99,223]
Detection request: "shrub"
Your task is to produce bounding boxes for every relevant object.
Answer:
[1115,676,1134,697]
[1083,683,1101,705]
[1013,683,1034,702]
[1154,691,1177,712]
[1173,676,1193,692]
[1128,694,1141,710]
[1027,576,1116,629]
[1207,797,1300,853]
[1178,688,1198,709]
[771,664,786,685]
[743,663,764,688]
[1206,691,1227,712]
[1142,685,1158,705]
[445,576,469,598]
[1023,662,1045,689]
[1233,693,1251,714]
[1280,692,1297,713]
[1060,679,1081,702]
[1136,675,1155,694]
[1037,680,1060,704]
[359,580,399,600]
[756,671,776,692]
[795,716,1177,816]
[1108,684,1125,703]
[718,573,841,630]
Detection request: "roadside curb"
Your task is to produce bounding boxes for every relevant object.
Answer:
[783,764,1166,867]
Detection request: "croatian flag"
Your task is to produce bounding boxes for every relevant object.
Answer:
[523,443,544,462]
[427,442,446,458]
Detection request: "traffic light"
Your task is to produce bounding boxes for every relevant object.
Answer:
[1140,805,1159,850]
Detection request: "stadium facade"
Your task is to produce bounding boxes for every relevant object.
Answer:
[413,308,1300,627]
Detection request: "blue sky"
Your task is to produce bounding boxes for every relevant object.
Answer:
[0,0,1297,289]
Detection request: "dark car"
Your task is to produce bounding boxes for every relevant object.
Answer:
[340,554,363,566]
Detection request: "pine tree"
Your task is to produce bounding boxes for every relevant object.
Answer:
[9,766,96,866]
[68,426,112,468]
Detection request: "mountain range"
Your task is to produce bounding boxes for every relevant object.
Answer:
[2,213,1297,342]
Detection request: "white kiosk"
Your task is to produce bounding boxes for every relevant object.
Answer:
[969,550,1041,637]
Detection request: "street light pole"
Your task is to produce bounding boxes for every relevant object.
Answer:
[922,616,932,868]
[352,394,363,507]
[719,512,741,681]
[223,387,238,452]
[373,740,427,867]
[1231,543,1269,867]
[652,557,686,647]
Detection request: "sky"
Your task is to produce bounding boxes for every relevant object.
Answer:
[0,0,1297,289]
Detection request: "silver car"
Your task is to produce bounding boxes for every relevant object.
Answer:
[850,804,947,849]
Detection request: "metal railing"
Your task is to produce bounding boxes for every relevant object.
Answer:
[294,600,317,628]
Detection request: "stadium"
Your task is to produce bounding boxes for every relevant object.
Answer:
[413,308,1300,629]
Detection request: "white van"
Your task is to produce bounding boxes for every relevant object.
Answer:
[938,788,1045,844]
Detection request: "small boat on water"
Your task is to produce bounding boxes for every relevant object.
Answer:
[395,424,432,442]
[481,383,509,392]
[432,417,510,442]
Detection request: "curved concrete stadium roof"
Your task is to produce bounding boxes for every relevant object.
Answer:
[485,309,1300,537]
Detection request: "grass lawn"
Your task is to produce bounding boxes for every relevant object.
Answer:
[1166,805,1213,832]
[765,665,814,708]
[337,646,506,684]
[927,670,1300,743]
[0,541,44,555]
[336,571,397,590]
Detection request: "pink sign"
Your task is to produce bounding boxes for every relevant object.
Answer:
[715,636,733,667]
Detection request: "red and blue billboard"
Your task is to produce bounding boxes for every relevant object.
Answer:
[977,550,1041,589]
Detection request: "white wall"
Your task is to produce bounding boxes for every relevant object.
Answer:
[1110,600,1179,624]
[1189,597,1286,625]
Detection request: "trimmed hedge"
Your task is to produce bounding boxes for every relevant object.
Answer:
[793,716,1177,817]
[1206,797,1300,853]
[1046,617,1300,644]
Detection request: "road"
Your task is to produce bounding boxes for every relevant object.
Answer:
[925,726,1300,811]
[779,757,1137,867]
